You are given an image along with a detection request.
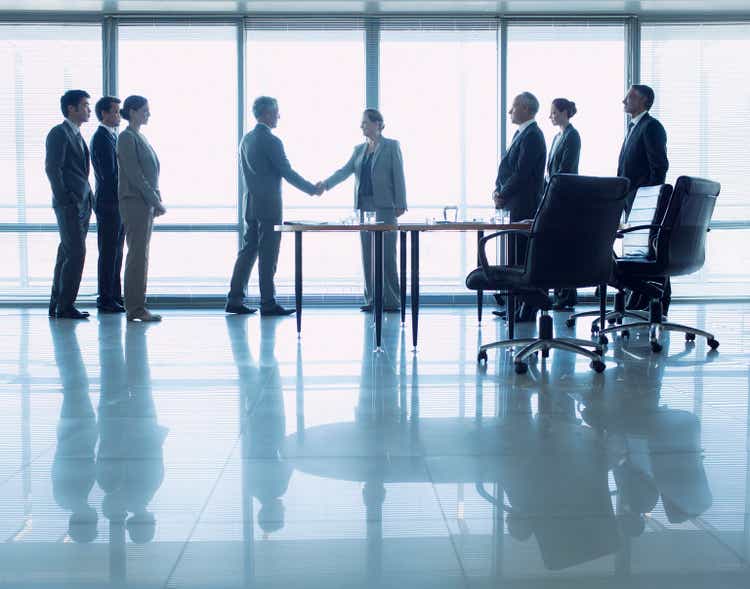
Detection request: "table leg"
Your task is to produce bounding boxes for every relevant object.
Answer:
[295,231,302,337]
[477,230,484,323]
[374,230,384,351]
[507,293,515,341]
[400,231,407,326]
[410,231,420,350]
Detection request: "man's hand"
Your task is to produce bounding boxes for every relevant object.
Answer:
[492,190,504,210]
[154,203,167,217]
[313,181,326,196]
[396,208,406,217]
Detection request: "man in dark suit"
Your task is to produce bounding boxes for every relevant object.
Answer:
[618,85,669,217]
[45,90,94,320]
[493,91,547,322]
[226,96,322,316]
[91,96,125,313]
[617,85,670,312]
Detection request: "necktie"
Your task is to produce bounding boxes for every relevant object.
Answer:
[624,122,635,144]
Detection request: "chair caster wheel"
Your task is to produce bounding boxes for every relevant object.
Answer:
[607,316,617,325]
[590,360,606,373]
[514,361,528,375]
[685,333,696,342]
[650,341,663,353]
[477,350,488,364]
[621,330,629,339]
[598,334,609,346]
[565,318,575,328]
[707,338,719,350]
[591,325,599,335]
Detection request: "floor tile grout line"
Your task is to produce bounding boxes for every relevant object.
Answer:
[422,456,473,589]
[162,432,243,589]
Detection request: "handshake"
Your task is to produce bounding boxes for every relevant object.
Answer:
[312,181,328,196]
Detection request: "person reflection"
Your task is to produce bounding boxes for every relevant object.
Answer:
[228,316,292,536]
[96,322,167,543]
[50,320,98,542]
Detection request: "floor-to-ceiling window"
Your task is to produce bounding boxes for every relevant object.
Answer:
[118,23,238,296]
[380,18,499,291]
[245,18,366,296]
[1,16,749,302]
[0,23,102,298]
[506,22,626,176]
[641,22,750,297]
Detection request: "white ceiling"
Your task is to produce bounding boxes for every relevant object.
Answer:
[0,0,747,15]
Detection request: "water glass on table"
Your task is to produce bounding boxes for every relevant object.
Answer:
[443,205,458,223]
[363,211,377,225]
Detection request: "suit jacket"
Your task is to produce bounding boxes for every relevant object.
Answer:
[324,137,407,211]
[45,121,93,211]
[116,126,161,208]
[240,124,316,223]
[91,126,119,214]
[547,124,581,177]
[495,121,547,221]
[617,112,668,214]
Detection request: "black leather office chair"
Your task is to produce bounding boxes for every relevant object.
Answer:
[598,176,721,352]
[565,184,674,340]
[466,174,629,374]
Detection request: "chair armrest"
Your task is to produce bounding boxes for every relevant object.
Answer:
[478,229,531,275]
[618,224,659,234]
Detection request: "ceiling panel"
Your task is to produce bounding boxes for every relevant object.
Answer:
[0,0,747,15]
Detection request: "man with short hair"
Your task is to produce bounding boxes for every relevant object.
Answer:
[45,89,94,319]
[492,91,547,322]
[226,96,322,316]
[618,84,669,217]
[91,96,125,313]
[618,84,671,312]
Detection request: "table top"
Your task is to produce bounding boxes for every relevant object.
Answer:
[275,221,532,232]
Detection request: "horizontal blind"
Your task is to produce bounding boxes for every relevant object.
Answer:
[641,23,750,222]
[0,23,102,229]
[245,16,365,31]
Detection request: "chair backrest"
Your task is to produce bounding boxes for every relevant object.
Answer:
[655,176,720,276]
[525,174,629,289]
[622,184,673,259]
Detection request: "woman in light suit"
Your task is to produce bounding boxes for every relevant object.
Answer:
[117,95,166,322]
[322,109,407,312]
[546,97,581,311]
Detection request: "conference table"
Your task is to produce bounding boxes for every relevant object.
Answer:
[276,220,531,350]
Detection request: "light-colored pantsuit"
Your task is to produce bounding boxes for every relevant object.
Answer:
[360,208,400,307]
[116,126,162,319]
[324,136,407,308]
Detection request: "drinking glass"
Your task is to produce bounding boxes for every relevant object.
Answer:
[364,211,377,224]
[443,205,458,223]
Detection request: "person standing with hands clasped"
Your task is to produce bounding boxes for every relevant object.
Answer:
[116,95,166,322]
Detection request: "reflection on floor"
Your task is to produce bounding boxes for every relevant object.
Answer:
[0,304,748,588]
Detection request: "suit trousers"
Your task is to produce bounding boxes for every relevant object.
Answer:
[51,203,91,314]
[360,208,400,308]
[228,218,281,310]
[95,207,125,306]
[120,198,154,318]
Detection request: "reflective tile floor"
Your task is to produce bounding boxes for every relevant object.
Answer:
[0,304,748,588]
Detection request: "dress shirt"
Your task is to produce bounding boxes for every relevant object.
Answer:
[100,124,118,137]
[511,119,535,145]
[623,110,648,147]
